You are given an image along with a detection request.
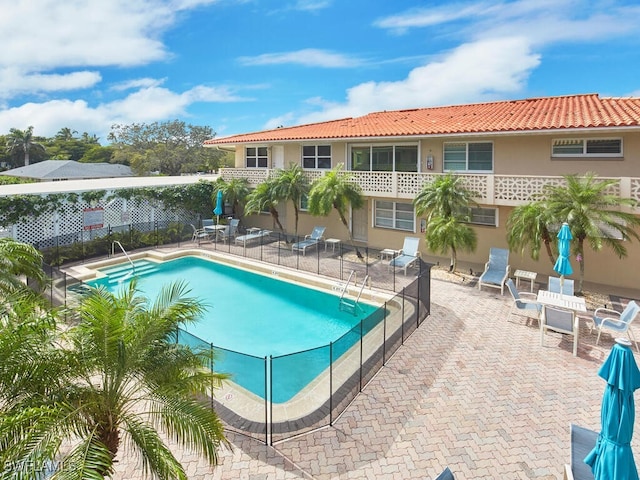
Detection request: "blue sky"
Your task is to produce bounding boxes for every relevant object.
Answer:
[1,0,639,143]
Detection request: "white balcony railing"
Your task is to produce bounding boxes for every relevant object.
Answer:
[220,168,640,208]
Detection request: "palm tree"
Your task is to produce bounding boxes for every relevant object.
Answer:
[307,164,364,258]
[413,172,476,218]
[544,172,640,293]
[506,202,556,265]
[424,215,477,272]
[272,163,309,239]
[0,280,229,479]
[217,177,250,219]
[0,238,47,296]
[413,173,478,271]
[55,127,78,141]
[244,179,287,237]
[6,126,45,166]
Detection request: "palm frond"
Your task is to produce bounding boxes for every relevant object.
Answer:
[122,415,187,480]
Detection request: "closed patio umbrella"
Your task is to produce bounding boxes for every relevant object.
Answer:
[213,190,223,224]
[585,338,640,480]
[553,222,573,294]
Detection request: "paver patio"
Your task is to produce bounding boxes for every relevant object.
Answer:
[101,246,640,479]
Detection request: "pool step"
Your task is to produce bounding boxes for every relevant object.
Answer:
[100,259,154,276]
[107,263,159,284]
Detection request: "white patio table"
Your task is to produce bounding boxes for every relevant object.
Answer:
[536,290,587,313]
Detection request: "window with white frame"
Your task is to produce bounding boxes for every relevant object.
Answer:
[465,207,497,226]
[374,200,415,231]
[443,142,493,171]
[351,144,418,172]
[552,138,622,157]
[302,145,331,169]
[246,146,268,168]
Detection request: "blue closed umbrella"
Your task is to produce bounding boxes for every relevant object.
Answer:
[553,222,573,293]
[213,190,223,224]
[585,338,640,479]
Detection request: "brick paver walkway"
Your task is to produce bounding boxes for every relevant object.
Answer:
[89,245,638,479]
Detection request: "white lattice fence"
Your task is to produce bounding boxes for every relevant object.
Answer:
[7,192,191,246]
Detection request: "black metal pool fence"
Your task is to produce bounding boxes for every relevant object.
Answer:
[175,264,430,445]
[34,219,429,295]
[36,219,432,444]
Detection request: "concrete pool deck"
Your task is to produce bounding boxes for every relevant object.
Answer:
[71,244,640,479]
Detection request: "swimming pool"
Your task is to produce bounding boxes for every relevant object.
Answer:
[85,255,384,403]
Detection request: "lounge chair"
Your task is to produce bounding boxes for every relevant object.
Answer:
[506,278,541,323]
[218,219,239,243]
[563,424,597,480]
[541,304,579,356]
[478,247,510,295]
[548,276,575,296]
[235,229,272,247]
[388,237,421,275]
[590,300,639,352]
[292,226,326,255]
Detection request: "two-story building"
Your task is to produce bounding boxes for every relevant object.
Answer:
[205,94,640,291]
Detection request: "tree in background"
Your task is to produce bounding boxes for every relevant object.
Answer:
[272,163,309,239]
[413,173,477,272]
[543,172,640,293]
[308,164,364,258]
[108,120,227,175]
[46,127,104,162]
[5,126,46,167]
[0,279,229,479]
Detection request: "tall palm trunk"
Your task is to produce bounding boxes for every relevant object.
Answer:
[542,231,556,265]
[334,203,362,259]
[270,208,287,240]
[450,245,457,272]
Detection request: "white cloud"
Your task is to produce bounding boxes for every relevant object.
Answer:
[374,0,640,47]
[263,112,296,131]
[238,49,360,68]
[0,0,219,99]
[110,78,167,92]
[287,37,540,125]
[0,68,101,99]
[293,0,331,11]
[0,85,248,140]
[276,0,639,128]
[374,2,491,33]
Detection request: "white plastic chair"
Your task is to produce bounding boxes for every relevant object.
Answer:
[541,304,579,356]
[191,224,210,243]
[591,300,639,352]
[548,276,575,296]
[506,278,541,323]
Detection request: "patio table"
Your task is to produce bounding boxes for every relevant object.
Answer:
[536,290,587,313]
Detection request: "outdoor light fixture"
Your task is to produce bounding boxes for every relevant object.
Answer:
[426,152,434,170]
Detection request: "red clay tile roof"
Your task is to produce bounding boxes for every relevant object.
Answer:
[204,94,640,145]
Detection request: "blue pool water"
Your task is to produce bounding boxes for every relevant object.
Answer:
[86,256,382,402]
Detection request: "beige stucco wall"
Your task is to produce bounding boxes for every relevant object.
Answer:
[231,131,639,292]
